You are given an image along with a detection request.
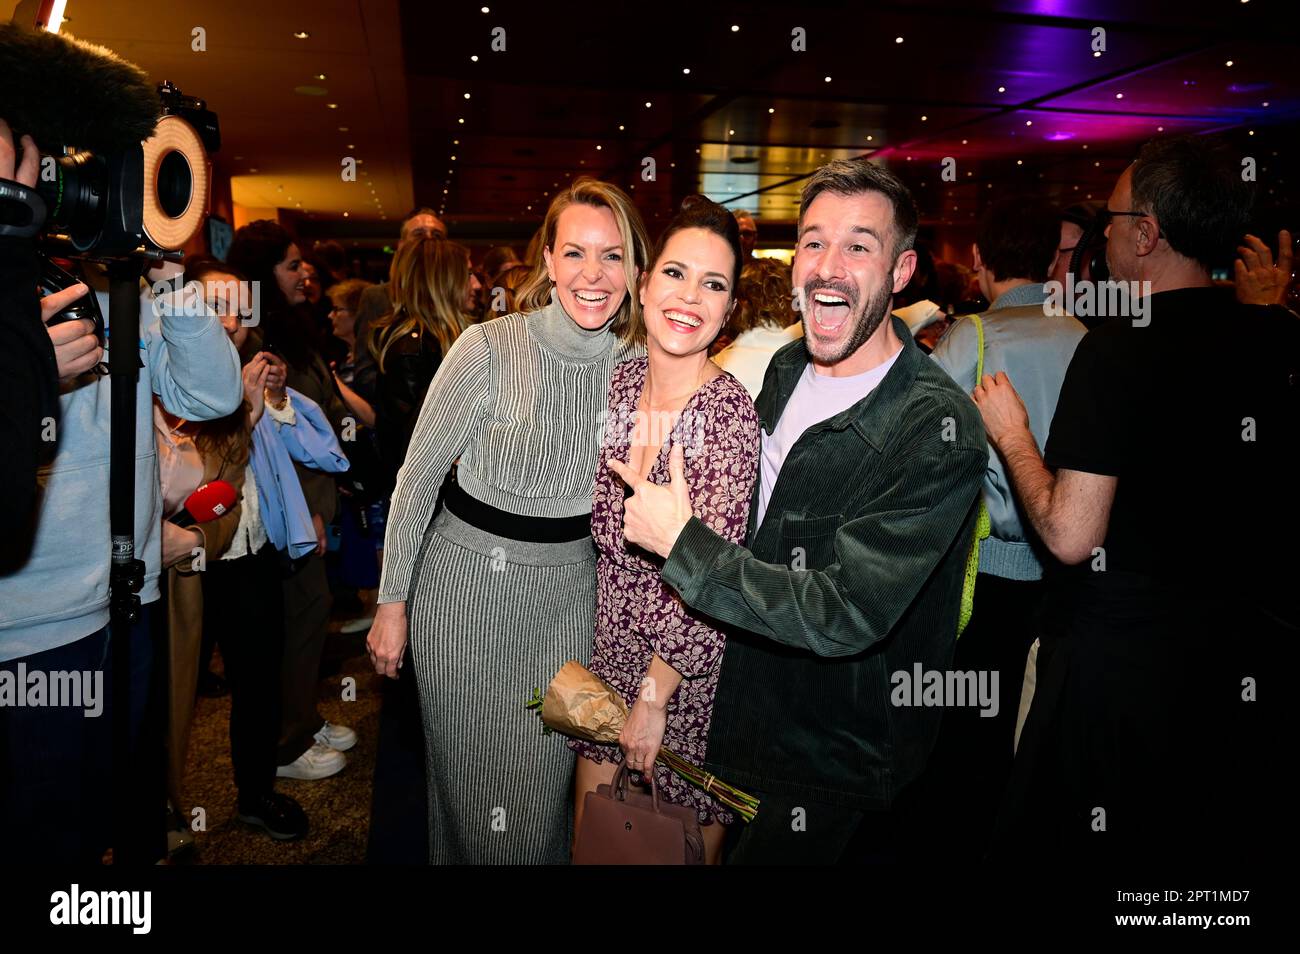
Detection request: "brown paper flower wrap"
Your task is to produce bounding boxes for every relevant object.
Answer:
[527,660,760,822]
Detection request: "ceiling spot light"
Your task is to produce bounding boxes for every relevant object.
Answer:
[293,31,309,39]
[895,36,904,43]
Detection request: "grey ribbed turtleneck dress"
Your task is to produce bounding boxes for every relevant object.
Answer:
[378,292,638,864]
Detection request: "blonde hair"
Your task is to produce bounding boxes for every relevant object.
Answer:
[516,177,651,344]
[368,238,468,373]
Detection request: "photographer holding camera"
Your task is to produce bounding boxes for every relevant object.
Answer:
[0,117,88,557]
[0,111,243,862]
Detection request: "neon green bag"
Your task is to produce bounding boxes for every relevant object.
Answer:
[957,315,991,637]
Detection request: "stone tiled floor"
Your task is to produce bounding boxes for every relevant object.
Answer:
[177,630,385,864]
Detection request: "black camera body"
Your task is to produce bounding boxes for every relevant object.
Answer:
[35,81,217,260]
[1,79,220,342]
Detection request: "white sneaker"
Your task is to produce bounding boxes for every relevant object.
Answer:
[277,741,346,779]
[314,721,357,752]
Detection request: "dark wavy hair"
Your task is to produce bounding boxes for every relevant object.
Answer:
[227,220,295,315]
[226,220,319,367]
[642,194,745,338]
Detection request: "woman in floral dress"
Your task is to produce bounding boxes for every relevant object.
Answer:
[571,196,760,864]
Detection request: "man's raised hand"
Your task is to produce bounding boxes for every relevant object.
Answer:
[607,442,693,558]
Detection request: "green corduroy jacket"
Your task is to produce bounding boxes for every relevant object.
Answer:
[662,317,987,809]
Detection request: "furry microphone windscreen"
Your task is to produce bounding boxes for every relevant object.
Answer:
[0,22,158,154]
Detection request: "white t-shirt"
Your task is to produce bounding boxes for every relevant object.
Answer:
[755,348,902,528]
[714,324,804,399]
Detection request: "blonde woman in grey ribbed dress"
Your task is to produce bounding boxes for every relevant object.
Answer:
[367,179,651,864]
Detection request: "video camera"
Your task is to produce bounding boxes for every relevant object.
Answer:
[0,23,220,339]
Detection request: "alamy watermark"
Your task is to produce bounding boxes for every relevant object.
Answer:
[598,405,708,458]
[0,665,104,717]
[50,884,150,934]
[1043,275,1152,326]
[151,278,262,327]
[890,663,999,718]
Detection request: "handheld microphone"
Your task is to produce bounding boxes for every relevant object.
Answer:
[169,480,237,528]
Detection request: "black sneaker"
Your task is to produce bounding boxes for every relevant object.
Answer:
[236,792,309,841]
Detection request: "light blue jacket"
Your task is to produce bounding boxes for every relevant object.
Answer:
[252,389,349,560]
[0,282,242,662]
[930,283,1087,580]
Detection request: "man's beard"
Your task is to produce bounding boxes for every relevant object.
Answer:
[801,274,894,365]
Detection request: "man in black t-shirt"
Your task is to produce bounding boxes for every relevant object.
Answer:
[971,136,1297,864]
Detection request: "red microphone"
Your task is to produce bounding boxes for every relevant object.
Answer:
[169,480,238,527]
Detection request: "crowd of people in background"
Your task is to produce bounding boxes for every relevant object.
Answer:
[3,125,1295,866]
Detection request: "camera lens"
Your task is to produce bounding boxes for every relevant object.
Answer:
[36,152,106,247]
[156,150,193,219]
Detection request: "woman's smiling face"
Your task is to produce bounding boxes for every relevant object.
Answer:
[639,227,735,359]
[543,203,629,330]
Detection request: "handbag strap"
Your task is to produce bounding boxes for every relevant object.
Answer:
[958,314,992,638]
[612,760,662,813]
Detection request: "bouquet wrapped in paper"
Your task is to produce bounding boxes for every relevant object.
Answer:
[528,660,760,822]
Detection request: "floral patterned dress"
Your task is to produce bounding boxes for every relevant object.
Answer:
[570,358,760,824]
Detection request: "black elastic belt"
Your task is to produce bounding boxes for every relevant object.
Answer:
[442,473,592,543]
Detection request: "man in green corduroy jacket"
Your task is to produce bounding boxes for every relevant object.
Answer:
[615,160,986,864]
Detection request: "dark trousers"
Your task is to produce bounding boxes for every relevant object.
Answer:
[0,628,112,863]
[278,551,331,764]
[991,587,1274,864]
[725,790,898,865]
[896,573,1043,863]
[1,598,166,864]
[202,547,285,800]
